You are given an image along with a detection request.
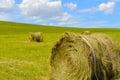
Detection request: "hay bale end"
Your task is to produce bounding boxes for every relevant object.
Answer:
[29,32,43,42]
[50,32,120,80]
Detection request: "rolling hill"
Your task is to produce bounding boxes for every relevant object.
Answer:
[0,21,120,80]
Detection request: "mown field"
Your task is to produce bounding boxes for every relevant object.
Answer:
[0,21,120,80]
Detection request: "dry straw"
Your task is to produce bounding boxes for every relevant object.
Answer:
[29,32,43,42]
[50,32,120,80]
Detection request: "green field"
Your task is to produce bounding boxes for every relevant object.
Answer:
[0,21,120,80]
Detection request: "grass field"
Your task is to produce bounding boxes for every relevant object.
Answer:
[0,21,120,80]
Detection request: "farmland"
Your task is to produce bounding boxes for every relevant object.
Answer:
[0,21,120,80]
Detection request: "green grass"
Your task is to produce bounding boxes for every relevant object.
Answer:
[0,21,120,80]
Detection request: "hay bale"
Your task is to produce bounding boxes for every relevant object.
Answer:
[50,32,120,80]
[29,32,43,42]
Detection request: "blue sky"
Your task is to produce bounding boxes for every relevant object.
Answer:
[0,0,120,28]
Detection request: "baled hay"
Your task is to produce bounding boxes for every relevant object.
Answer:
[29,32,43,42]
[50,32,120,80]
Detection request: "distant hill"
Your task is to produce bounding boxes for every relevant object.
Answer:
[0,21,120,35]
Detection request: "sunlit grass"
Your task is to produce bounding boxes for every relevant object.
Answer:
[0,21,120,80]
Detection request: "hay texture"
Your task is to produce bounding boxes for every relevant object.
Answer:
[29,32,43,42]
[50,32,120,80]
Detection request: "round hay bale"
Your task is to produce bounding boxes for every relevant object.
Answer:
[50,32,120,80]
[29,32,43,42]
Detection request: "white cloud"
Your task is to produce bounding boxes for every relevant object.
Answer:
[0,0,15,21]
[0,0,15,12]
[65,3,77,10]
[79,7,97,13]
[0,13,10,21]
[59,13,72,21]
[98,2,115,14]
[59,20,107,28]
[51,12,72,21]
[19,0,61,17]
[19,0,71,21]
[79,2,115,14]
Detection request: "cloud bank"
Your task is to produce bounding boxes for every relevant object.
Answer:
[65,3,77,10]
[99,2,115,14]
[19,0,71,21]
[0,0,15,12]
